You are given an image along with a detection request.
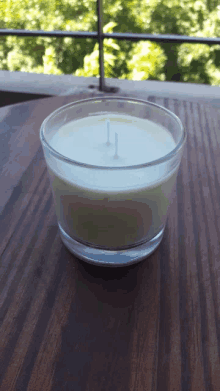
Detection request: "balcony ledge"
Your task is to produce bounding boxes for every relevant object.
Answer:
[0,70,220,107]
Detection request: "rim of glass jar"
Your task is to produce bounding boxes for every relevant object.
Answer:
[40,96,186,170]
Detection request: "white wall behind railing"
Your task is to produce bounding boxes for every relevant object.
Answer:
[0,70,220,105]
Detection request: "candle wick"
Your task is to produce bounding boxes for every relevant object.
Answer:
[114,132,118,159]
[106,119,110,146]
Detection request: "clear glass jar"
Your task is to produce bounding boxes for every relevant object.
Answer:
[40,97,186,266]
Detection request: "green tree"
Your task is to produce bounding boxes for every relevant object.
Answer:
[75,22,119,77]
[0,0,97,74]
[0,0,220,85]
[124,41,166,81]
[74,0,220,84]
[178,5,220,85]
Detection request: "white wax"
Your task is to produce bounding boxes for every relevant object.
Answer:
[46,114,179,248]
[49,114,175,167]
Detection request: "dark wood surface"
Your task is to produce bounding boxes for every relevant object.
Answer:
[0,90,52,108]
[0,92,220,391]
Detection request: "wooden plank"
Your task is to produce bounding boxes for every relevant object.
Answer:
[0,93,219,390]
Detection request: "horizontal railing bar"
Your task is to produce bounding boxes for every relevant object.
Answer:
[104,32,220,45]
[0,29,220,45]
[0,29,97,38]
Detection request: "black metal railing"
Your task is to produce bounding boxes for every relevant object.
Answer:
[0,0,220,92]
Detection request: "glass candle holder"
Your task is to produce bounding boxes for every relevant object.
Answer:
[40,97,186,266]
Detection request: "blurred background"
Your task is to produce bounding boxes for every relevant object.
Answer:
[0,0,220,85]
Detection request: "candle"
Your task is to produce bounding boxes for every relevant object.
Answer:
[47,114,177,248]
[49,114,175,167]
[40,97,185,265]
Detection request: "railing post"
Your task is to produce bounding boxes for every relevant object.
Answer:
[96,0,119,93]
[97,0,105,91]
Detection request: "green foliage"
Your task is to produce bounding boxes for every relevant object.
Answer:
[125,41,166,81]
[176,6,220,85]
[0,0,220,84]
[75,22,119,77]
[0,0,96,74]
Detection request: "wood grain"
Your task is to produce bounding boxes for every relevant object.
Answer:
[0,92,220,390]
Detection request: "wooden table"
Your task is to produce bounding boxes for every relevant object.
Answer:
[0,92,220,391]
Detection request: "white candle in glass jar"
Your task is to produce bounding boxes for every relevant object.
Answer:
[46,114,178,249]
